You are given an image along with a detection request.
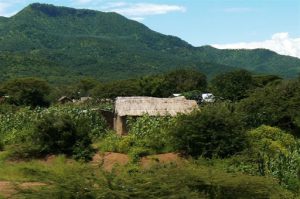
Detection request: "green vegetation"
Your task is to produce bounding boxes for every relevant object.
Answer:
[170,103,246,158]
[0,3,300,84]
[0,3,300,197]
[0,77,50,107]
[0,156,292,199]
[92,69,207,98]
[211,69,254,101]
[0,69,300,198]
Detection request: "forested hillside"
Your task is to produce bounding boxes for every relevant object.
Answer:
[0,3,299,84]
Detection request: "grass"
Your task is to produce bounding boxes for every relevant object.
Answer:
[0,152,295,199]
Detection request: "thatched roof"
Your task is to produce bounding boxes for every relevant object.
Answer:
[115,96,198,117]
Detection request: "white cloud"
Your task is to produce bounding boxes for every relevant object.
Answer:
[74,0,95,4]
[0,2,12,16]
[129,17,145,22]
[0,0,23,17]
[71,1,186,20]
[104,2,127,9]
[106,2,186,17]
[212,32,300,59]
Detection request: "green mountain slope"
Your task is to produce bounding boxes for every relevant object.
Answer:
[0,3,299,83]
[195,46,300,78]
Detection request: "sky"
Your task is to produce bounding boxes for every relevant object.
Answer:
[0,0,300,58]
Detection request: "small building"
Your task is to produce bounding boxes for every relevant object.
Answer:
[114,96,198,135]
[80,97,93,103]
[58,96,72,104]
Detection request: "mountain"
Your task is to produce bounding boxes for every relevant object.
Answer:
[0,3,299,84]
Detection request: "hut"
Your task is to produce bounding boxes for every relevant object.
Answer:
[58,96,72,104]
[114,96,198,135]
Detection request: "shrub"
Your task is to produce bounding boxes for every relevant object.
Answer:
[247,125,297,157]
[16,162,293,199]
[170,103,246,158]
[9,113,94,161]
[246,125,300,192]
[33,113,94,160]
[128,147,153,163]
[97,131,133,153]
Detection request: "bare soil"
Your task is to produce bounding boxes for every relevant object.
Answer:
[91,152,130,171]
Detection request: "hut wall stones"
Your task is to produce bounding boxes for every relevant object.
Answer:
[114,96,198,135]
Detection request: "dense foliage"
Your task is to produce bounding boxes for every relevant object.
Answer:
[92,69,207,98]
[237,78,300,135]
[170,103,246,158]
[211,69,254,101]
[0,77,50,107]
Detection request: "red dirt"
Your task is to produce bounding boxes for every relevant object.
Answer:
[0,181,14,198]
[91,152,130,171]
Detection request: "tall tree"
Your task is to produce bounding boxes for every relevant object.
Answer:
[2,77,50,107]
[211,69,254,101]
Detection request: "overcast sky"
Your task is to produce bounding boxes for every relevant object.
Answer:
[0,0,300,58]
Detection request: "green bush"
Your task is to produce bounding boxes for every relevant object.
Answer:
[128,147,153,163]
[97,131,130,153]
[170,103,246,158]
[33,113,94,160]
[9,113,94,161]
[246,125,300,192]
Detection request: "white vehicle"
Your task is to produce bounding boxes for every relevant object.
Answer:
[202,93,215,103]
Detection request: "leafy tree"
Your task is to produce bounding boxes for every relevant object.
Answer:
[237,79,300,135]
[138,75,165,97]
[92,79,140,98]
[170,103,246,158]
[163,69,207,96]
[76,77,99,97]
[211,69,254,101]
[253,74,282,87]
[1,77,50,107]
[138,69,207,97]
